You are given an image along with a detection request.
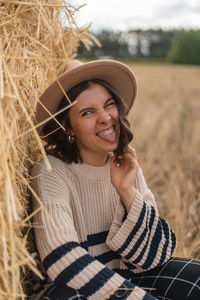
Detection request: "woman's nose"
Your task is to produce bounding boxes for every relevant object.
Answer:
[97,109,111,123]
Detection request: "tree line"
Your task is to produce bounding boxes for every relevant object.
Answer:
[78,29,200,65]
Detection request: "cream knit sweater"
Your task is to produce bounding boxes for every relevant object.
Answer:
[31,155,176,299]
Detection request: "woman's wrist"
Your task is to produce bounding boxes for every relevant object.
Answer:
[118,187,137,213]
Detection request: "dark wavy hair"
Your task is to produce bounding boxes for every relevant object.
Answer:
[42,79,133,163]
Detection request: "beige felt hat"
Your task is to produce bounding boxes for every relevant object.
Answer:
[36,59,137,133]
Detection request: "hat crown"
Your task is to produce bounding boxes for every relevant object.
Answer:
[64,60,83,73]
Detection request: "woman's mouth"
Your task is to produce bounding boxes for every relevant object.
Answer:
[96,126,117,142]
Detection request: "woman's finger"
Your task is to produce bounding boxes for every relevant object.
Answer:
[126,145,137,157]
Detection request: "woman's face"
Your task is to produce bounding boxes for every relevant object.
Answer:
[68,83,120,166]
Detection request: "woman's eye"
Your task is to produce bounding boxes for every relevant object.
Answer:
[105,101,116,108]
[82,111,92,117]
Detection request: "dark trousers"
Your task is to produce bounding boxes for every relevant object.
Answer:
[29,257,200,300]
[131,257,200,299]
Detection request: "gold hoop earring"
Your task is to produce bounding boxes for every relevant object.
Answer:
[68,135,75,143]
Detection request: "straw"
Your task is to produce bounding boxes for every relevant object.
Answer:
[0,1,97,299]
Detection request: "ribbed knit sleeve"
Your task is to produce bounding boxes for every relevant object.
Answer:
[31,158,156,300]
[106,169,176,273]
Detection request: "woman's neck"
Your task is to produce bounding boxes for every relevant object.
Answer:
[81,152,108,166]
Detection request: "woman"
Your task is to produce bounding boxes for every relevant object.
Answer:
[30,60,200,299]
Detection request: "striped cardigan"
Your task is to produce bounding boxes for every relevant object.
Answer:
[31,155,176,299]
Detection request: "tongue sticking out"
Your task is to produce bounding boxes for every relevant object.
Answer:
[99,131,116,142]
[97,127,116,143]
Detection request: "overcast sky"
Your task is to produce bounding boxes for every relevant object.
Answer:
[70,0,200,32]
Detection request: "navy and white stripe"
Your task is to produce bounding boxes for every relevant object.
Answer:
[33,194,176,299]
[31,156,177,299]
[42,240,155,299]
[40,198,176,299]
[107,192,176,273]
[29,257,200,299]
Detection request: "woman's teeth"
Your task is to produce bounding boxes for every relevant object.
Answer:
[97,127,114,137]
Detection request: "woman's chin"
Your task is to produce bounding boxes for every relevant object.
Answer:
[104,143,118,154]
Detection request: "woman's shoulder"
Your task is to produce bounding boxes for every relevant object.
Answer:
[31,154,68,179]
[30,155,74,207]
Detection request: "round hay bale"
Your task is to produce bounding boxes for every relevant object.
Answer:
[0,1,97,299]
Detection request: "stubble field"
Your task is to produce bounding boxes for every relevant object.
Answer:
[127,62,200,259]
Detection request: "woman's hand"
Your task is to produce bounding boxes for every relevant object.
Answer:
[110,146,139,213]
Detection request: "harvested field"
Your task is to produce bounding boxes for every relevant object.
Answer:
[127,62,200,259]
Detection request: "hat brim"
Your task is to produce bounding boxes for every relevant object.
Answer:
[36,60,137,133]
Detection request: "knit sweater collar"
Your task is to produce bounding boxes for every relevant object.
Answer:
[67,157,110,181]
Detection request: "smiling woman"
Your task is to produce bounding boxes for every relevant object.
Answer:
[29,59,200,300]
[68,83,120,166]
[41,72,133,165]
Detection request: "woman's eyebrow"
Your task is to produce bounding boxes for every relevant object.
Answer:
[78,97,114,115]
[104,97,114,104]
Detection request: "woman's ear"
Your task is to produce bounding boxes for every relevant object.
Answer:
[62,121,74,136]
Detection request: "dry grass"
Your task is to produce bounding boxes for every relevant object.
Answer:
[0,1,97,299]
[128,63,200,259]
